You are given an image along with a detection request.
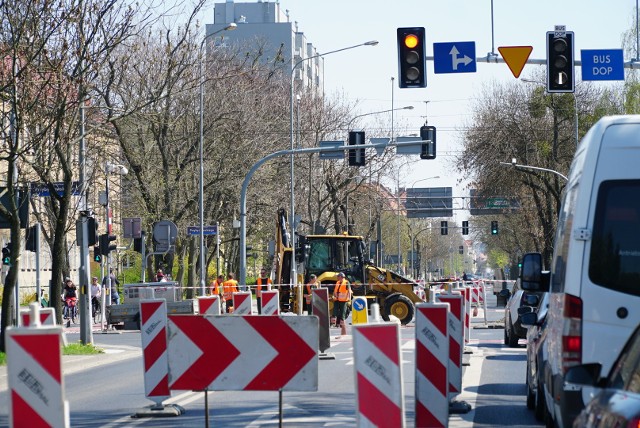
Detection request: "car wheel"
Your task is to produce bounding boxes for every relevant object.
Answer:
[526,363,535,410]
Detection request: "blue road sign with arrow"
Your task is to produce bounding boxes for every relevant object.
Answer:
[433,41,476,74]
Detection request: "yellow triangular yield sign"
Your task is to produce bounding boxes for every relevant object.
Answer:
[498,46,533,78]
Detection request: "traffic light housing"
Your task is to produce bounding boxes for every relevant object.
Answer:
[440,221,448,235]
[26,225,37,252]
[99,233,117,256]
[491,220,499,235]
[2,242,11,265]
[397,27,426,88]
[348,131,366,167]
[546,31,574,93]
[87,216,98,246]
[420,125,436,160]
[462,220,469,235]
[93,246,102,263]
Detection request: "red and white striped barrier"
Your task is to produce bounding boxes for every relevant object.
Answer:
[453,287,468,345]
[415,303,449,427]
[140,300,170,404]
[260,290,279,315]
[197,296,221,315]
[7,323,68,427]
[353,323,404,427]
[232,291,253,315]
[462,287,471,342]
[20,307,56,327]
[471,287,480,306]
[437,292,464,398]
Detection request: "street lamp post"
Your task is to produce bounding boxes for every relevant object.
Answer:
[289,40,377,314]
[199,23,236,295]
[410,225,432,279]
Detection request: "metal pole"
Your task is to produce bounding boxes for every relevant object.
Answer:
[216,221,220,276]
[199,24,237,296]
[35,224,41,306]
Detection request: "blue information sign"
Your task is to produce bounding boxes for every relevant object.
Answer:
[581,49,624,81]
[433,41,476,74]
[187,225,218,236]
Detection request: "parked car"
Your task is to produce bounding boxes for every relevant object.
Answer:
[502,281,544,347]
[520,291,550,421]
[519,115,640,428]
[568,321,640,427]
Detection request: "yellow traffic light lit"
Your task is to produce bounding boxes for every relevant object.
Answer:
[404,34,419,49]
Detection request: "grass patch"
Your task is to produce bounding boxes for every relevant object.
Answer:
[63,342,104,355]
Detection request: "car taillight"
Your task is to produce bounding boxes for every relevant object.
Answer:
[561,294,582,372]
[627,417,640,428]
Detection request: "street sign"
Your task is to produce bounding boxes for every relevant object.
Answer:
[433,41,476,74]
[581,49,624,81]
[319,140,344,159]
[186,225,218,236]
[30,181,81,197]
[167,315,318,391]
[153,220,177,253]
[123,217,142,239]
[498,46,533,78]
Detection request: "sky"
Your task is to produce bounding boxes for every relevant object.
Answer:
[210,0,637,197]
[196,1,637,207]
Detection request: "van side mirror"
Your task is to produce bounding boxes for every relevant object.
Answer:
[520,252,543,291]
[519,311,538,327]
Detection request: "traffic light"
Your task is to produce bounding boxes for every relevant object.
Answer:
[2,243,11,265]
[397,27,426,88]
[348,131,366,167]
[93,246,102,263]
[99,233,117,256]
[440,220,448,235]
[546,31,574,93]
[87,216,98,246]
[458,245,464,255]
[26,225,37,252]
[462,221,469,235]
[420,125,436,160]
[491,220,499,235]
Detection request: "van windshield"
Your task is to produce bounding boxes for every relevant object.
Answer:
[589,180,640,296]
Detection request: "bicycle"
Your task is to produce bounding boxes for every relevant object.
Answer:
[92,296,102,324]
[64,297,78,325]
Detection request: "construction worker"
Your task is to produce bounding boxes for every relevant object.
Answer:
[304,274,320,315]
[221,273,239,313]
[332,272,351,328]
[255,268,272,314]
[210,274,224,296]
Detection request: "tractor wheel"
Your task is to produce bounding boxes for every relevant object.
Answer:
[382,293,415,325]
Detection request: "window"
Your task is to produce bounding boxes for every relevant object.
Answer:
[589,180,640,296]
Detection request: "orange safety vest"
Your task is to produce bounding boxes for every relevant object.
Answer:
[256,276,271,298]
[305,280,320,304]
[210,279,223,295]
[333,279,350,302]
[222,279,238,301]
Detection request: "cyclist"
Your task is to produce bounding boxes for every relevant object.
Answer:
[90,276,101,318]
[63,278,78,320]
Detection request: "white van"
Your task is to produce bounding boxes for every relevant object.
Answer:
[520,115,640,428]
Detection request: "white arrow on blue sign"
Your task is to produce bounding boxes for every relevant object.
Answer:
[433,41,476,74]
[581,49,624,81]
[187,225,218,236]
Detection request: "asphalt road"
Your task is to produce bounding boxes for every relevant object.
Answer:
[0,291,544,427]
